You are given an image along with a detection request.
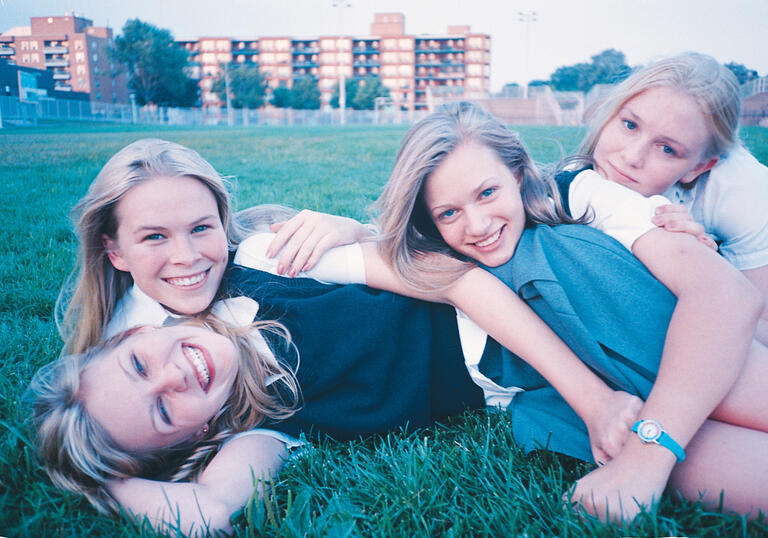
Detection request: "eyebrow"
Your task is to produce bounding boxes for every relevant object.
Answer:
[131,214,219,235]
[621,106,690,152]
[429,177,499,215]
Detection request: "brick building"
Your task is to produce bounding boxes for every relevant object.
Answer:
[0,14,129,103]
[178,13,491,110]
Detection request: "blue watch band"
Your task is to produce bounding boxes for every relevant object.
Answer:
[632,420,686,462]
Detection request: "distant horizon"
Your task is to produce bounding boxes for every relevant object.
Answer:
[3,0,766,92]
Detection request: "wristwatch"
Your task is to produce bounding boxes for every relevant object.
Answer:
[631,419,686,462]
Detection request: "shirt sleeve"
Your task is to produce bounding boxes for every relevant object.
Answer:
[234,233,367,284]
[569,169,671,251]
[702,146,768,270]
[223,427,304,450]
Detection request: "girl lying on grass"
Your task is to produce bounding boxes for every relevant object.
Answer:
[267,101,768,522]
[571,52,768,344]
[38,137,655,533]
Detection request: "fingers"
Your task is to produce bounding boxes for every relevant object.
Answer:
[266,211,312,259]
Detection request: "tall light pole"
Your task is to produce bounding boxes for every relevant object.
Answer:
[224,61,233,126]
[518,9,536,99]
[332,1,351,124]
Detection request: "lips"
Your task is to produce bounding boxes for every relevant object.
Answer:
[473,226,503,249]
[607,162,638,185]
[182,343,214,391]
[165,269,209,288]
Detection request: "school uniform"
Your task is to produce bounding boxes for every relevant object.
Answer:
[478,223,676,462]
[223,264,485,442]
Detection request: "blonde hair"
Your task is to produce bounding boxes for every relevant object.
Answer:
[56,139,272,356]
[581,52,741,163]
[373,101,581,290]
[31,318,299,515]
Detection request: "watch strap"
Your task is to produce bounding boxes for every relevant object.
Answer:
[632,420,686,462]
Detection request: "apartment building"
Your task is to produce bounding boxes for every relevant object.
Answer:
[0,15,129,103]
[178,13,491,110]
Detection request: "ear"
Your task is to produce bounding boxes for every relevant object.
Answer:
[192,423,210,440]
[102,234,130,271]
[679,156,719,185]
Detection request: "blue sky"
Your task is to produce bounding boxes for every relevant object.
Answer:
[2,0,766,92]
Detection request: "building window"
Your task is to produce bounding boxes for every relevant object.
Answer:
[30,41,38,50]
[76,65,86,75]
[22,54,30,63]
[95,79,100,88]
[76,52,85,62]
[92,41,97,50]
[92,53,98,62]
[78,79,86,88]
[21,41,28,51]
[75,40,84,50]
[96,91,101,100]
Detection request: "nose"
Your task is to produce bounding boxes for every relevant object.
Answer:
[170,236,202,265]
[155,362,188,393]
[621,138,645,168]
[464,206,491,237]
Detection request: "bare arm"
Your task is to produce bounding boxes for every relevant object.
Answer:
[360,242,642,462]
[572,228,762,521]
[742,264,768,346]
[108,434,288,535]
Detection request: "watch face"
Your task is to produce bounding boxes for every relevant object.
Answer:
[638,420,662,442]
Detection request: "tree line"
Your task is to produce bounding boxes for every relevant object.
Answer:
[113,19,388,109]
[112,19,761,108]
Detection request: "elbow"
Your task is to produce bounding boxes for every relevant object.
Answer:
[199,502,236,536]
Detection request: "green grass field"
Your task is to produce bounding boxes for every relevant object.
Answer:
[2,122,768,537]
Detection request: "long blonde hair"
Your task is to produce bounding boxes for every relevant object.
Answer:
[580,52,741,163]
[373,101,581,290]
[31,318,299,515]
[56,139,266,356]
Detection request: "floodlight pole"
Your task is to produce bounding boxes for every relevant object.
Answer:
[225,61,233,126]
[518,10,537,99]
[332,0,351,125]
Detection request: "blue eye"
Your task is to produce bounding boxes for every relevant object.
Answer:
[157,397,172,425]
[439,209,456,220]
[131,353,147,377]
[481,187,495,198]
[192,224,210,233]
[144,233,165,241]
[662,145,676,156]
[623,119,637,130]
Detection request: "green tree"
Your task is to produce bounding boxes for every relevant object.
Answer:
[330,78,358,108]
[549,49,630,92]
[290,77,321,110]
[113,19,197,106]
[212,64,267,109]
[725,62,759,85]
[271,86,292,108]
[351,76,390,110]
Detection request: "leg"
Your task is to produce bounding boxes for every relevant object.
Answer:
[670,419,768,517]
[710,339,768,432]
[571,419,768,522]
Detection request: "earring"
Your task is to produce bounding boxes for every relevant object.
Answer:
[201,424,209,435]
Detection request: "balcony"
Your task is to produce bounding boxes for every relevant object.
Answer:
[414,46,465,54]
[234,49,259,55]
[52,70,71,80]
[352,48,379,55]
[0,47,14,56]
[44,45,69,54]
[54,83,72,91]
[352,60,380,67]
[292,47,320,55]
[45,58,70,67]
[293,61,318,68]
